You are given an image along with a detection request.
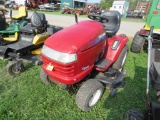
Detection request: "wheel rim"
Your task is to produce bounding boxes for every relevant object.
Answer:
[12,65,21,74]
[120,51,128,71]
[89,89,102,107]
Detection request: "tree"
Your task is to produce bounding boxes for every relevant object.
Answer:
[126,0,137,9]
[100,0,114,10]
[126,0,148,10]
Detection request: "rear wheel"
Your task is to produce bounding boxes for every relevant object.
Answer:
[112,45,129,71]
[131,31,145,53]
[40,68,53,84]
[6,61,25,76]
[76,79,104,112]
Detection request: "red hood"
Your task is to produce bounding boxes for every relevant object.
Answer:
[44,20,105,54]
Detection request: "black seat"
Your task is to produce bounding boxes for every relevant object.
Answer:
[19,11,47,34]
[101,11,121,36]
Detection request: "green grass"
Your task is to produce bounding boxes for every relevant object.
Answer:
[0,41,159,120]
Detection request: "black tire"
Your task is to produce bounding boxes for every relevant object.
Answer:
[126,109,144,120]
[40,68,52,84]
[40,68,68,89]
[112,45,129,71]
[131,31,145,53]
[76,79,104,112]
[6,61,25,76]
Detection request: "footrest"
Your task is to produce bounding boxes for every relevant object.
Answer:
[95,59,110,69]
[150,62,160,90]
[104,68,117,77]
[3,32,18,42]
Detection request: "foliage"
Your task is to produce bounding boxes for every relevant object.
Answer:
[126,0,150,10]
[100,0,114,10]
[99,0,149,10]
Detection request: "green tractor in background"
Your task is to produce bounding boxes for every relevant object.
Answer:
[131,0,160,53]
[0,6,29,45]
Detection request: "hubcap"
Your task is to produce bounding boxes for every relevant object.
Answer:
[12,65,21,73]
[89,89,102,107]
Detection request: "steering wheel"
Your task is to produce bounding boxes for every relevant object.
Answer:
[88,14,108,23]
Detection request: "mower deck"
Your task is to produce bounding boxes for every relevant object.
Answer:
[4,35,34,50]
[21,54,42,65]
[0,34,44,60]
[150,48,160,63]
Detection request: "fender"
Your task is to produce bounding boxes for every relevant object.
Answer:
[105,34,128,62]
[95,34,128,72]
[20,20,28,27]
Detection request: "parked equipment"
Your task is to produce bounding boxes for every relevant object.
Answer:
[4,0,16,9]
[0,11,63,76]
[40,11,129,112]
[38,3,59,11]
[0,6,29,45]
[131,0,160,53]
[126,27,160,120]
[0,8,9,31]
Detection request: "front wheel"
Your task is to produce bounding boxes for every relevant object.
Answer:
[40,68,53,84]
[6,61,25,76]
[76,79,104,112]
[40,68,68,89]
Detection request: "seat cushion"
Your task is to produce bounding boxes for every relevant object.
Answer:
[19,25,36,34]
[19,12,46,34]
[31,12,42,27]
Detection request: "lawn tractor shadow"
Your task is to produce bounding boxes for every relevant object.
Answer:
[103,57,147,120]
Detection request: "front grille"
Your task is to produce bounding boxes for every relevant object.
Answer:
[53,64,75,77]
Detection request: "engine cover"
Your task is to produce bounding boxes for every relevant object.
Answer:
[44,20,105,53]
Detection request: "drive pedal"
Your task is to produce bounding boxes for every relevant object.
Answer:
[95,59,110,69]
[104,68,117,77]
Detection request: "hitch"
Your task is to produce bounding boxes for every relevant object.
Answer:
[96,68,126,97]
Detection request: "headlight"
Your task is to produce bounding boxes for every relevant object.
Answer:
[42,45,77,64]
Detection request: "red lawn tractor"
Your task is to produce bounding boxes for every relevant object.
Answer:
[40,11,129,112]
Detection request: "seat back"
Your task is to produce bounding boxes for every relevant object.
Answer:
[30,11,42,27]
[38,13,46,21]
[12,6,28,19]
[101,11,121,36]
[18,6,27,17]
[37,13,47,29]
[31,12,47,30]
